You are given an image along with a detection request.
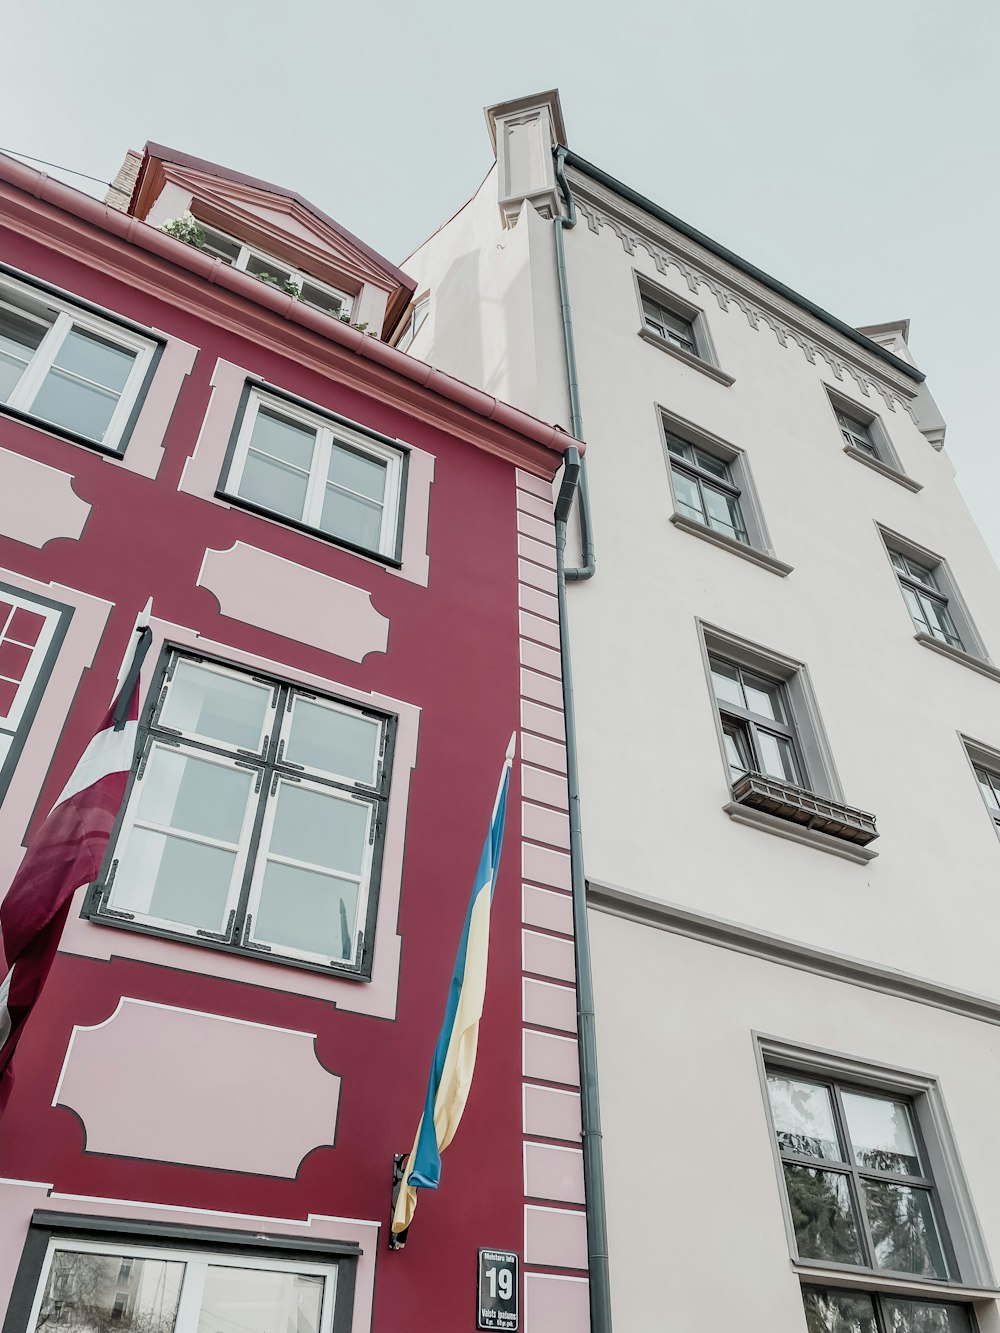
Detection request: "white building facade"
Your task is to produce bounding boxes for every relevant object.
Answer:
[401,91,1000,1333]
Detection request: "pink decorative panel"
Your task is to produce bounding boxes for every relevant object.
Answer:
[515,470,554,502]
[522,885,573,936]
[522,800,570,848]
[521,700,564,741]
[518,584,559,623]
[517,511,556,547]
[198,541,389,662]
[521,764,568,810]
[523,1031,580,1087]
[523,1084,582,1142]
[519,609,561,649]
[523,843,572,891]
[518,559,557,595]
[524,1143,585,1204]
[524,1273,590,1331]
[518,534,557,570]
[55,998,341,1176]
[523,978,577,1033]
[524,1205,588,1269]
[523,931,576,984]
[0,448,90,549]
[516,491,555,524]
[521,733,567,774]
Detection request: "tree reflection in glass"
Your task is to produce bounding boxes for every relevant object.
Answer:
[767,1075,842,1162]
[783,1165,864,1264]
[863,1181,948,1279]
[35,1251,184,1333]
[802,1288,878,1333]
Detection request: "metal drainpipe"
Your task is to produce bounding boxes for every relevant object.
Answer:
[551,146,612,1333]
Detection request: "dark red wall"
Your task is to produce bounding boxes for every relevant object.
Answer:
[0,226,531,1329]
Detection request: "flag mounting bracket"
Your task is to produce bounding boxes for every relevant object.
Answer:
[388,1154,409,1251]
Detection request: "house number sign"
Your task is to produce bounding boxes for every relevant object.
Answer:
[477,1248,519,1329]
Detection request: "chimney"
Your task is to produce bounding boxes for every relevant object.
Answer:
[104,150,143,213]
[484,90,567,227]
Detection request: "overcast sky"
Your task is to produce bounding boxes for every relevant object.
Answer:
[5,1,998,558]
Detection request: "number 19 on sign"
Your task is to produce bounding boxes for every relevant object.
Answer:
[477,1249,518,1330]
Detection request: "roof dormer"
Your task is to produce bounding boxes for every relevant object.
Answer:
[123,144,415,339]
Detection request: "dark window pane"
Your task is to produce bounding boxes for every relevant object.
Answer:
[783,1164,864,1264]
[842,1091,921,1175]
[767,1075,842,1162]
[31,370,120,442]
[702,484,747,542]
[672,470,705,524]
[862,1181,948,1278]
[320,485,383,550]
[665,434,691,462]
[239,453,309,521]
[692,446,729,479]
[757,729,800,785]
[882,1297,973,1332]
[327,441,387,502]
[802,1288,878,1333]
[722,719,752,781]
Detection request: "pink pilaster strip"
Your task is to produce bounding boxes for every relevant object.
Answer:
[519,558,558,595]
[524,1206,589,1270]
[523,977,578,1033]
[522,843,571,891]
[524,1273,590,1330]
[523,1083,582,1142]
[520,733,567,774]
[517,490,556,523]
[522,801,570,849]
[521,699,565,741]
[524,1143,586,1205]
[516,469,555,501]
[517,511,556,547]
[519,637,562,679]
[521,668,563,710]
[518,533,557,570]
[518,584,559,623]
[521,764,568,811]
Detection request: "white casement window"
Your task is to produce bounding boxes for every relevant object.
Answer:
[89,652,393,977]
[0,272,156,451]
[224,388,406,559]
[0,586,68,799]
[195,222,354,321]
[23,1237,341,1333]
[394,296,429,352]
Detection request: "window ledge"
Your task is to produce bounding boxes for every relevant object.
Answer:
[792,1263,999,1302]
[914,633,1000,683]
[637,327,735,386]
[724,775,879,864]
[843,444,922,492]
[0,402,126,460]
[669,512,793,576]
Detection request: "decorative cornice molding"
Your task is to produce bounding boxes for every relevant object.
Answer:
[570,175,918,420]
[586,878,1000,1028]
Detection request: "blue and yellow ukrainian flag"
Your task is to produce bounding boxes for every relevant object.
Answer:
[391,733,516,1240]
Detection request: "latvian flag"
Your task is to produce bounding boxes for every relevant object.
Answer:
[0,627,151,1110]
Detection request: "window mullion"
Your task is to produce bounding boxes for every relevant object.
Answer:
[12,310,67,411]
[303,428,331,528]
[174,1256,207,1333]
[831,1082,876,1270]
[231,757,275,945]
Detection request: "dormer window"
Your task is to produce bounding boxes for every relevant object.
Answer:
[193,220,354,321]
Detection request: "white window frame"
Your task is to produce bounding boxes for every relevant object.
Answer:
[0,271,157,452]
[90,651,394,978]
[225,387,406,560]
[824,386,920,492]
[754,1034,996,1296]
[24,1236,340,1333]
[633,271,734,386]
[960,734,1000,844]
[0,586,68,800]
[877,526,992,672]
[657,408,791,576]
[194,221,354,320]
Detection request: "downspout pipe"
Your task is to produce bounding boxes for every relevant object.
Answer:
[553,146,595,583]
[551,153,612,1333]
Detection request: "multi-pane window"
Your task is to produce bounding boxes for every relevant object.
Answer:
[889,551,964,650]
[641,295,697,354]
[0,586,67,800]
[23,1237,341,1333]
[196,221,354,321]
[89,653,393,976]
[766,1070,953,1280]
[972,761,1000,833]
[0,272,156,451]
[836,406,880,460]
[666,434,748,544]
[709,655,804,788]
[802,1286,973,1333]
[224,390,405,558]
[395,296,429,352]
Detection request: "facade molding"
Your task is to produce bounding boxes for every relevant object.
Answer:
[570,173,920,421]
[586,879,1000,1029]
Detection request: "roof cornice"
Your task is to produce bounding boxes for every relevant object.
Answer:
[562,149,924,393]
[0,153,580,474]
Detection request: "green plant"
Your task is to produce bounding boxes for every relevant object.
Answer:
[254,272,303,299]
[159,212,206,248]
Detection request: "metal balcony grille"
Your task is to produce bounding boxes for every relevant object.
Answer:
[730,773,878,846]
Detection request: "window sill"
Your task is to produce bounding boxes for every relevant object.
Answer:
[723,794,879,864]
[0,402,127,460]
[843,444,922,493]
[669,512,793,576]
[792,1263,999,1302]
[217,490,403,569]
[914,633,1000,683]
[637,328,735,386]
